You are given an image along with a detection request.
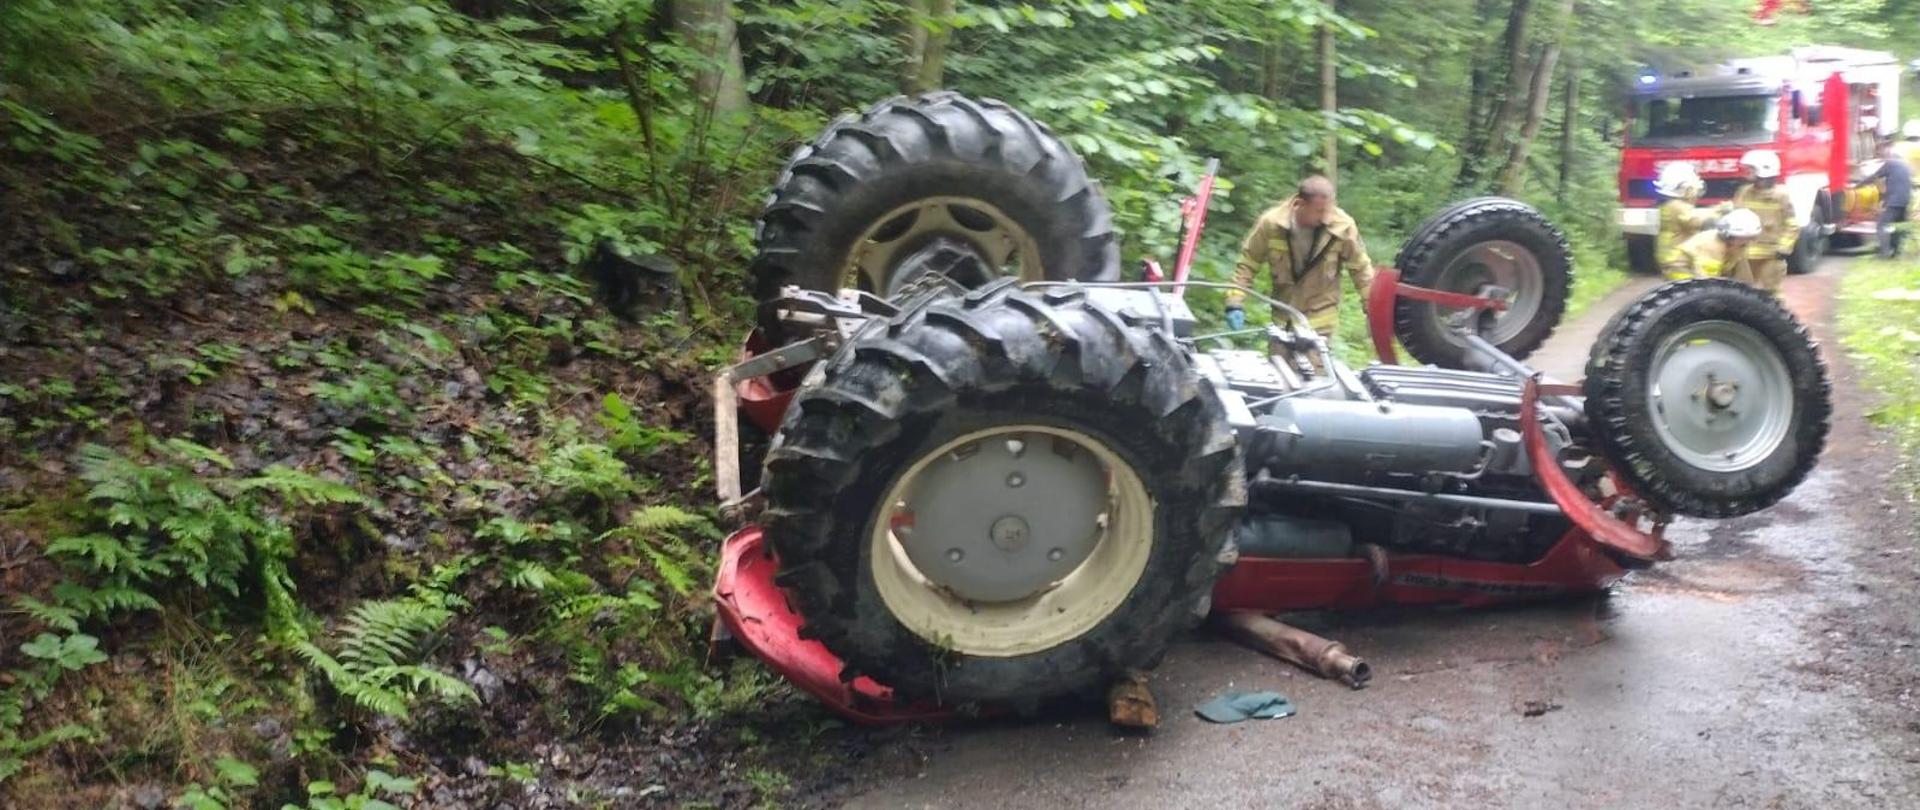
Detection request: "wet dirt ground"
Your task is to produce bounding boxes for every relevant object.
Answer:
[833,258,1920,809]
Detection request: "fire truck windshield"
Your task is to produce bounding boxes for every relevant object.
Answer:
[1629,94,1777,146]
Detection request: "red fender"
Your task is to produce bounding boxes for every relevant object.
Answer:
[1365,267,1511,365]
[712,527,955,724]
[1520,378,1672,561]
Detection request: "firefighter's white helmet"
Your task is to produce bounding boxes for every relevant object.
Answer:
[1740,149,1782,179]
[1904,119,1920,140]
[1653,162,1705,199]
[1718,208,1764,240]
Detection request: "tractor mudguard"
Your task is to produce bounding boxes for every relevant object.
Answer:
[712,527,954,725]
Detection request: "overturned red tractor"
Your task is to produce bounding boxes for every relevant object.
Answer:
[711,93,1831,719]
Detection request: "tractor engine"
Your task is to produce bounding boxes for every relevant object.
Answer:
[1092,288,1585,564]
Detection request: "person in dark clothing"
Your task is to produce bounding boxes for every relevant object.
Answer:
[1859,141,1913,259]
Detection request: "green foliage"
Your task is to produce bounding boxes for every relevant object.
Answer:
[598,394,692,456]
[18,633,109,671]
[285,769,419,810]
[295,588,477,720]
[286,242,447,304]
[58,442,254,598]
[0,721,89,784]
[560,204,668,265]
[311,358,411,429]
[1840,259,1920,482]
[174,755,264,810]
[538,442,641,507]
[0,440,375,786]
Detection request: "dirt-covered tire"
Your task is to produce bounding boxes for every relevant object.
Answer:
[760,280,1242,706]
[750,93,1119,333]
[1583,278,1830,518]
[1392,198,1572,368]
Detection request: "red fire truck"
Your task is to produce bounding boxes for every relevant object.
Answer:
[1617,46,1903,274]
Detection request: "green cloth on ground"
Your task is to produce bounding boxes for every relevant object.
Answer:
[1194,691,1295,723]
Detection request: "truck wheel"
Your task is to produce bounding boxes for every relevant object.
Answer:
[1583,279,1830,518]
[1787,208,1827,275]
[750,92,1119,335]
[760,281,1242,706]
[1392,198,1572,368]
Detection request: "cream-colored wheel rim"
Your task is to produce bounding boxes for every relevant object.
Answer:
[869,425,1156,658]
[845,196,1045,293]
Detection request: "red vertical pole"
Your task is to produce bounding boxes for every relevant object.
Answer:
[1823,72,1849,195]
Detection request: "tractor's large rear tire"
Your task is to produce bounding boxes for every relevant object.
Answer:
[750,93,1119,336]
[1584,278,1829,518]
[760,280,1242,706]
[1393,198,1572,368]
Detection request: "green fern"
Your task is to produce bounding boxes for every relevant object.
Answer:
[628,504,714,537]
[43,533,164,579]
[7,440,373,764]
[503,560,560,592]
[536,442,637,503]
[12,596,82,633]
[615,506,717,597]
[239,465,369,507]
[297,593,475,720]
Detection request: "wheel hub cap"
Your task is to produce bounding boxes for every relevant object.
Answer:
[868,424,1156,658]
[1649,320,1793,472]
[897,432,1106,603]
[1433,240,1545,345]
[845,196,1043,295]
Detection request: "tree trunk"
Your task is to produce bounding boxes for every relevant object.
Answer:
[1556,50,1579,204]
[1460,0,1503,136]
[1262,42,1283,101]
[898,0,955,93]
[1464,62,1490,147]
[899,0,929,93]
[611,17,660,191]
[1486,0,1536,142]
[671,0,749,117]
[1456,0,1532,190]
[1496,0,1575,195]
[1495,41,1560,194]
[1318,11,1337,183]
[918,0,955,93]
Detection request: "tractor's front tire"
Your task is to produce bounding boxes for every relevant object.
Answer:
[1584,279,1830,518]
[760,281,1242,706]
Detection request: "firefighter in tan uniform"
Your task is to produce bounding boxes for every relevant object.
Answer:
[1729,150,1796,291]
[1654,162,1708,266]
[1224,175,1375,337]
[1663,209,1763,284]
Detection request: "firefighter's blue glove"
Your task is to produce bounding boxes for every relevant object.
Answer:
[1225,306,1246,331]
